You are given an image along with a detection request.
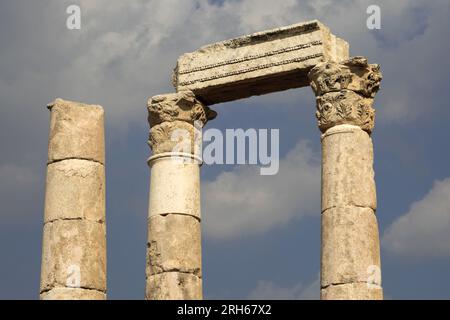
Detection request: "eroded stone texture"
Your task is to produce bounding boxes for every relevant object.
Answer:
[44,160,105,223]
[316,91,375,133]
[149,121,200,156]
[148,91,216,156]
[321,207,381,288]
[148,91,217,127]
[147,214,201,277]
[146,272,202,300]
[321,283,383,300]
[40,220,106,293]
[148,156,201,219]
[321,124,376,212]
[40,288,106,300]
[47,98,105,164]
[146,91,210,300]
[309,56,382,98]
[309,57,383,300]
[41,99,106,300]
[309,56,382,134]
[174,20,349,105]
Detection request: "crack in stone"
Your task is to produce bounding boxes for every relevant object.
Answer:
[47,157,104,166]
[44,217,105,225]
[321,281,380,290]
[321,205,376,215]
[40,286,106,295]
[146,270,202,279]
[148,213,201,223]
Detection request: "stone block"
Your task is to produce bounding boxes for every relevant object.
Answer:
[321,206,381,288]
[146,272,202,300]
[40,220,106,293]
[147,214,201,277]
[321,125,376,211]
[174,20,348,105]
[47,98,105,164]
[44,159,105,223]
[148,156,201,219]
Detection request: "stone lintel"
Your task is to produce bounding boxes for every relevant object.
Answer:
[173,20,349,105]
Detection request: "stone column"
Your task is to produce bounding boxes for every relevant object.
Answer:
[145,91,216,300]
[308,57,383,300]
[40,99,106,300]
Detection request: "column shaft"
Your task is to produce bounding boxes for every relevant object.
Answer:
[309,57,383,300]
[40,99,106,300]
[320,125,382,299]
[145,92,216,300]
[146,154,202,300]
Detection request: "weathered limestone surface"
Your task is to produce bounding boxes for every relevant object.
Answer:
[41,99,106,300]
[146,92,212,300]
[147,215,201,276]
[47,98,105,164]
[309,57,383,300]
[146,272,202,300]
[321,125,376,212]
[148,92,217,127]
[148,91,216,155]
[321,283,383,300]
[44,160,105,223]
[321,207,381,287]
[40,220,107,292]
[174,20,349,105]
[149,157,201,219]
[309,56,381,133]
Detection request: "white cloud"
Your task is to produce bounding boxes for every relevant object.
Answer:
[248,276,319,300]
[1,0,449,223]
[382,178,450,258]
[2,0,449,141]
[202,140,320,239]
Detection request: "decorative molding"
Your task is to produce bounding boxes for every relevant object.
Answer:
[178,53,324,86]
[179,40,323,75]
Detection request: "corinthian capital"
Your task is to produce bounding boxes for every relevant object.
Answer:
[147,91,216,156]
[316,90,375,133]
[309,56,382,98]
[147,91,217,127]
[308,56,382,133]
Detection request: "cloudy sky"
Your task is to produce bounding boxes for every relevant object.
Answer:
[1,0,450,299]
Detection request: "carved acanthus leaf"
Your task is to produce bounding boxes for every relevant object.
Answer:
[316,90,375,133]
[148,121,201,155]
[148,91,217,127]
[308,56,382,98]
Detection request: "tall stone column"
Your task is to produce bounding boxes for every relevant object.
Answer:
[40,99,106,300]
[145,91,216,300]
[308,57,383,300]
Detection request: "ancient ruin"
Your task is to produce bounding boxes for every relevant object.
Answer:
[146,20,383,300]
[40,20,383,300]
[40,99,107,300]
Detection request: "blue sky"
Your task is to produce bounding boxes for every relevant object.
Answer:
[1,0,450,299]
